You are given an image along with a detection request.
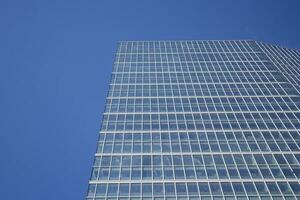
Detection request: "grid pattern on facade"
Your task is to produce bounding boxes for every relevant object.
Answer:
[87,40,300,199]
[257,42,300,93]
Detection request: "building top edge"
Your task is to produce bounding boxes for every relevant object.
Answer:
[117,39,254,43]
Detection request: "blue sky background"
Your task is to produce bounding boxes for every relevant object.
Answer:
[1,0,300,199]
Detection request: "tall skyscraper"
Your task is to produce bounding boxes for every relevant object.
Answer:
[86,40,300,199]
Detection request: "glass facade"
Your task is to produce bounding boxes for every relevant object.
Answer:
[86,40,300,199]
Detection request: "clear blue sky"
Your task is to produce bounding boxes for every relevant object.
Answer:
[0,0,300,199]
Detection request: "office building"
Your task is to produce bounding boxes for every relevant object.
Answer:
[86,40,300,199]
